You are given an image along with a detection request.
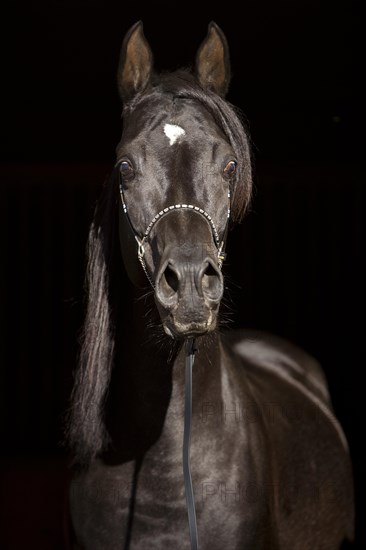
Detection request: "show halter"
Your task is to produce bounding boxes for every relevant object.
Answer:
[118,178,231,289]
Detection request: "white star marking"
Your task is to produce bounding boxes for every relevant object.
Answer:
[163,123,186,145]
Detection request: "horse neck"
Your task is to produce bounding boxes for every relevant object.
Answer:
[104,283,225,458]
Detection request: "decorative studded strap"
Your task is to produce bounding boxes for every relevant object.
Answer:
[118,181,230,287]
[144,203,222,245]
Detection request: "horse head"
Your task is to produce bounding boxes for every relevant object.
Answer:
[116,21,252,338]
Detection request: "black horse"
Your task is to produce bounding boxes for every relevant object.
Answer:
[67,22,354,549]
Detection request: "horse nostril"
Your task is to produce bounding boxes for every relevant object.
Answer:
[158,264,179,304]
[164,265,179,294]
[201,261,223,302]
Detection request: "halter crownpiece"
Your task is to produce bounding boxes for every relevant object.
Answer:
[118,177,231,287]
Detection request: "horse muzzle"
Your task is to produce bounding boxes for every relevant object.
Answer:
[155,255,224,338]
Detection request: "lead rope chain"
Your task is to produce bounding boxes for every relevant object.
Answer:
[184,338,199,550]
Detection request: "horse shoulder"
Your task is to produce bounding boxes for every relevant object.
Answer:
[225,329,329,405]
[223,329,354,547]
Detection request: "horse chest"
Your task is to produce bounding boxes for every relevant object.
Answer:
[71,413,273,549]
[130,452,272,549]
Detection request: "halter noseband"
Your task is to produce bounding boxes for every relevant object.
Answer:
[118,170,231,287]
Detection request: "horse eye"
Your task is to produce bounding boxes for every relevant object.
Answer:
[119,160,135,179]
[223,160,237,178]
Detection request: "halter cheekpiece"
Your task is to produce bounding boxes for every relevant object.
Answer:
[118,170,231,287]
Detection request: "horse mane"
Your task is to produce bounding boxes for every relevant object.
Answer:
[66,170,119,464]
[67,69,253,465]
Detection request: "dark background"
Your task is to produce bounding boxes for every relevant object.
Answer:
[1,1,364,548]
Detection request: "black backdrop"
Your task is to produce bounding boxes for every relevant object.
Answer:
[1,1,364,548]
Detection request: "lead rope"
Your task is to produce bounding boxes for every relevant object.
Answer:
[184,338,199,550]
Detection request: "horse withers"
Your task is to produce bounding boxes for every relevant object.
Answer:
[67,21,354,549]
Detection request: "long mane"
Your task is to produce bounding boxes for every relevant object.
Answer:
[67,70,252,464]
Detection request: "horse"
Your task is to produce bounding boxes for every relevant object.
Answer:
[67,21,354,549]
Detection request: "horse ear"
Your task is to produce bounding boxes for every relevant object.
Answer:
[195,22,231,97]
[117,21,153,101]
